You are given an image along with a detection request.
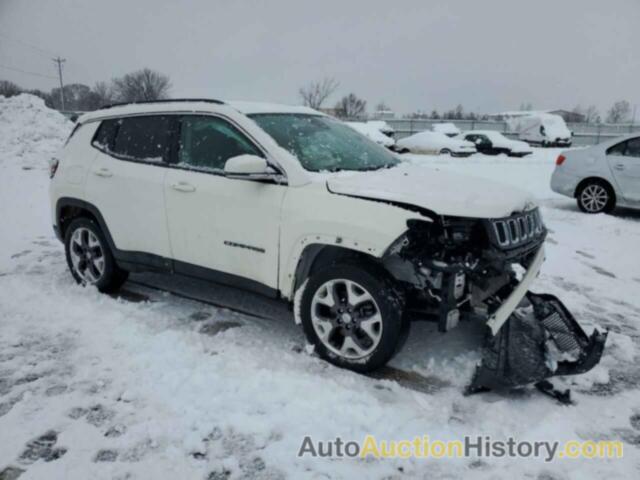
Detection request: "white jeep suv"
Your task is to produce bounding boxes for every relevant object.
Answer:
[50,99,605,383]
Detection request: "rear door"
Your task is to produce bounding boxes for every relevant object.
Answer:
[606,137,640,204]
[84,115,176,264]
[164,114,286,293]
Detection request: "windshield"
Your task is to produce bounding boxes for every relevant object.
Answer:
[250,113,400,172]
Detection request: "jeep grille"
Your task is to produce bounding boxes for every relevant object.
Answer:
[490,209,544,249]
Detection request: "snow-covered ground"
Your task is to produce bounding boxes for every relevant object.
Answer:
[1,95,639,479]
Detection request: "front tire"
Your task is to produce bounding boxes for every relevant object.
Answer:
[64,217,128,292]
[299,263,407,373]
[576,181,615,214]
[440,148,452,155]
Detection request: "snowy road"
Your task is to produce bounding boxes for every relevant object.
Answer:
[1,96,639,479]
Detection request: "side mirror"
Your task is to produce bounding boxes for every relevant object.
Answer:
[224,154,275,179]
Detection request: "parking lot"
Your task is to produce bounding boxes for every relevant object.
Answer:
[1,98,639,479]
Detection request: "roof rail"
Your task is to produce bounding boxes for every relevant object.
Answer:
[100,98,225,109]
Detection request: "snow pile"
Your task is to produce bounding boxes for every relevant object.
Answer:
[0,94,72,169]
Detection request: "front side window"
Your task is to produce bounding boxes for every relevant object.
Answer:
[178,116,262,171]
[112,115,174,163]
[625,138,640,158]
[250,114,400,172]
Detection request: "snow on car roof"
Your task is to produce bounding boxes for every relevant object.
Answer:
[78,99,322,124]
[465,130,507,139]
[228,101,323,116]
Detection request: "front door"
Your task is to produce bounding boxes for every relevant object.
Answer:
[164,115,286,293]
[607,137,640,204]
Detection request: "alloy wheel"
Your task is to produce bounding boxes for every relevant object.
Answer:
[310,279,383,359]
[580,184,609,213]
[69,227,105,284]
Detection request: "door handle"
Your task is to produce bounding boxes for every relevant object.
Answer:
[171,182,196,193]
[93,168,112,178]
[614,164,625,171]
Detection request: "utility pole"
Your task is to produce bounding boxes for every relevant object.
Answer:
[52,56,66,111]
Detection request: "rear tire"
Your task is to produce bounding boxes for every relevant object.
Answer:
[576,180,615,214]
[64,217,128,292]
[299,262,407,373]
[440,148,452,155]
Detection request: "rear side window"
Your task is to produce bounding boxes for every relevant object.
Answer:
[92,119,119,152]
[606,141,627,156]
[112,115,174,163]
[626,138,640,158]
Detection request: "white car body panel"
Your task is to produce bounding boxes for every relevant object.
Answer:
[396,131,476,155]
[164,168,286,290]
[327,163,534,218]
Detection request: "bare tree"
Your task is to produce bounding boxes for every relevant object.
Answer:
[0,80,22,97]
[298,77,339,110]
[92,81,115,108]
[606,100,631,124]
[334,93,366,119]
[584,105,599,124]
[430,109,440,119]
[112,68,171,103]
[375,101,390,112]
[50,83,96,111]
[519,102,533,111]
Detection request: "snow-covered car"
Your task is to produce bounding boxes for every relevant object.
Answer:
[396,131,476,156]
[49,99,605,387]
[432,122,461,137]
[457,130,533,157]
[346,122,395,149]
[366,120,395,139]
[508,113,572,147]
[551,134,640,214]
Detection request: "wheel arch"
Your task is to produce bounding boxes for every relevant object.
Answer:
[573,176,616,201]
[56,197,117,251]
[289,243,384,301]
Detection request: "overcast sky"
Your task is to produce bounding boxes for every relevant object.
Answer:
[1,0,638,116]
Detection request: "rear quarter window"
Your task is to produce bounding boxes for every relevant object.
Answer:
[92,119,120,152]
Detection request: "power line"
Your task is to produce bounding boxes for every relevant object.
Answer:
[0,63,57,80]
[0,32,60,58]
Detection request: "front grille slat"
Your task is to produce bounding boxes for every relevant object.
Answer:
[490,208,544,250]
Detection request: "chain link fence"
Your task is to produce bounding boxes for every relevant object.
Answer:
[382,118,640,146]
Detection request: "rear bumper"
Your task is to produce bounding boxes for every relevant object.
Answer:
[550,168,579,197]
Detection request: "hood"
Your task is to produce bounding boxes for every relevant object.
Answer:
[326,164,536,219]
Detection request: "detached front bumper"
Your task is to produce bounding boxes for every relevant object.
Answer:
[470,292,607,391]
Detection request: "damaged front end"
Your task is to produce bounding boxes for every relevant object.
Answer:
[382,207,607,393]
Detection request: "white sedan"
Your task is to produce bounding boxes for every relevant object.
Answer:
[396,131,476,157]
[456,130,533,157]
[551,134,640,213]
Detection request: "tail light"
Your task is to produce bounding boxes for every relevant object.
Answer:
[49,157,60,179]
[556,154,566,166]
